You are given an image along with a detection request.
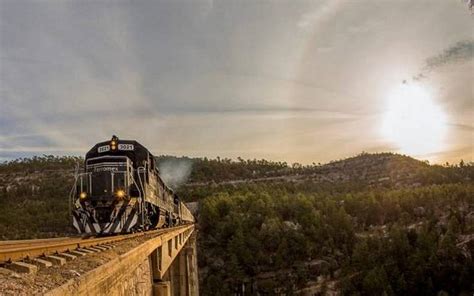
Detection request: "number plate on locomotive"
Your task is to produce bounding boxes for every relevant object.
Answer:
[98,145,110,153]
[118,144,134,151]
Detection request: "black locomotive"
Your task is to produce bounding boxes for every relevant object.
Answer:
[72,135,194,234]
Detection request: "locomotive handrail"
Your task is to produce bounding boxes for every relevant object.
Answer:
[68,163,80,221]
[137,166,147,229]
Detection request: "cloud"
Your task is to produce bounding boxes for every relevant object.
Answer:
[425,40,474,70]
[464,0,473,11]
[0,1,472,164]
[410,40,474,82]
[448,123,474,132]
[297,0,343,31]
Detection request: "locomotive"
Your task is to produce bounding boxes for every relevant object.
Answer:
[71,135,194,235]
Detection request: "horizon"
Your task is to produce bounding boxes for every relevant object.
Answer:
[0,149,469,167]
[1,1,473,165]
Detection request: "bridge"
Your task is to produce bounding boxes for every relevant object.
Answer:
[0,224,198,296]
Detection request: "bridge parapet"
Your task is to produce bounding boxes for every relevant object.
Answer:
[46,224,197,296]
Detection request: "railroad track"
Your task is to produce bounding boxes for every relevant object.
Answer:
[0,226,185,264]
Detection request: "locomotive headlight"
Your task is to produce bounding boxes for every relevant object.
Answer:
[79,192,87,199]
[115,189,125,199]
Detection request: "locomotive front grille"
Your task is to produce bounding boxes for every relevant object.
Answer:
[96,207,113,224]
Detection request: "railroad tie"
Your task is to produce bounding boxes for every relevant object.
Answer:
[56,253,77,261]
[86,247,103,252]
[43,255,66,266]
[76,248,95,254]
[7,262,38,274]
[69,250,88,257]
[92,246,108,251]
[97,245,112,250]
[30,258,53,268]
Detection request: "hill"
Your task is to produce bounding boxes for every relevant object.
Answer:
[0,153,471,239]
[175,153,473,201]
[0,153,472,295]
[0,156,78,239]
[171,152,473,186]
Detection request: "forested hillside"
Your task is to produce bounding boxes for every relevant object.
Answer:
[0,154,472,295]
[0,156,79,239]
[198,184,473,295]
[161,153,473,187]
[176,153,473,202]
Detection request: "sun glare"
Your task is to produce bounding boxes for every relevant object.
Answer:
[381,84,447,157]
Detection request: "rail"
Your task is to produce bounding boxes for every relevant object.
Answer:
[0,225,191,263]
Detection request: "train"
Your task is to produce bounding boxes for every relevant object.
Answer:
[71,135,194,235]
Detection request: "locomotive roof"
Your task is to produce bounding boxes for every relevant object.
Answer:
[85,136,155,166]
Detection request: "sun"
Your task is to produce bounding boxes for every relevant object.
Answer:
[381,84,447,157]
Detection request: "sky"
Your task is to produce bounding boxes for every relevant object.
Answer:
[0,0,473,164]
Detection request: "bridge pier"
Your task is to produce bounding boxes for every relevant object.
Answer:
[152,281,171,296]
[151,231,198,296]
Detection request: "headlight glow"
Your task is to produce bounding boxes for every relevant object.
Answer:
[116,189,125,199]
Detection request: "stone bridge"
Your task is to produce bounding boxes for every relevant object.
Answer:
[46,224,198,296]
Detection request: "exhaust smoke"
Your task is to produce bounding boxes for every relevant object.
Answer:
[157,157,193,190]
